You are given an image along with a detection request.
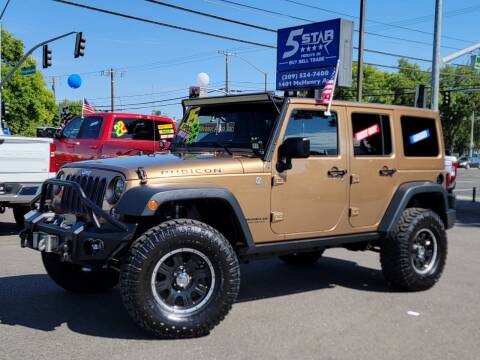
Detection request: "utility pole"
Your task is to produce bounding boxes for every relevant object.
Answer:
[431,0,443,111]
[470,111,475,157]
[101,68,124,112]
[356,0,366,102]
[0,0,11,129]
[218,50,234,94]
[51,77,56,99]
[110,68,115,112]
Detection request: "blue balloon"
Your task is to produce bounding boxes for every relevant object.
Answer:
[67,74,82,89]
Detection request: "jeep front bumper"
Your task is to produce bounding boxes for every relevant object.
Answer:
[19,178,137,266]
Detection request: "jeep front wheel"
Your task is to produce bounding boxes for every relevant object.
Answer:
[42,253,119,293]
[279,250,324,266]
[380,208,447,291]
[120,219,240,339]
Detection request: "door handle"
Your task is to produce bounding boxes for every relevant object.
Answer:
[328,167,347,178]
[89,145,98,149]
[379,167,397,177]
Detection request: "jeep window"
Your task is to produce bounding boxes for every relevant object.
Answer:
[352,113,392,156]
[174,103,278,154]
[284,110,338,156]
[62,117,83,139]
[78,116,103,139]
[111,118,174,141]
[401,116,439,157]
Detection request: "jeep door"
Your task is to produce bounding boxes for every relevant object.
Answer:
[270,104,350,238]
[347,108,399,229]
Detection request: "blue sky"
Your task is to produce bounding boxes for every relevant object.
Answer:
[3,0,479,119]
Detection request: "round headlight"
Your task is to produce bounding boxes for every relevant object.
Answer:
[112,177,125,201]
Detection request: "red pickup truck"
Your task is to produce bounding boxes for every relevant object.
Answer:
[54,112,175,168]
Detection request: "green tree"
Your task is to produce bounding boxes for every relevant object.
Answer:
[438,65,480,153]
[1,29,57,136]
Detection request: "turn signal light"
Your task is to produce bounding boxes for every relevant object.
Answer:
[147,200,159,211]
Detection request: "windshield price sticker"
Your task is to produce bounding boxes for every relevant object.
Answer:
[159,128,174,135]
[354,124,381,142]
[158,124,173,130]
[409,129,430,144]
[114,120,128,137]
[178,107,200,144]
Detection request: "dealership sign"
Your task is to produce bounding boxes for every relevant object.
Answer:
[276,18,353,91]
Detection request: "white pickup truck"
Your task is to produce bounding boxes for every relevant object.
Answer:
[0,135,56,227]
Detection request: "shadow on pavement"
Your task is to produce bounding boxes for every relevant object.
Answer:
[0,221,18,236]
[238,256,388,302]
[455,199,480,227]
[0,256,387,339]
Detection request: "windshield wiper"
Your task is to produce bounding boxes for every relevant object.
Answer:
[191,142,233,155]
[215,142,232,155]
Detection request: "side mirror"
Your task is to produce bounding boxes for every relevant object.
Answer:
[54,129,63,139]
[277,137,310,172]
[283,137,310,158]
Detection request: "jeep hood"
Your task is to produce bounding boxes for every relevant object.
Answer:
[63,152,247,180]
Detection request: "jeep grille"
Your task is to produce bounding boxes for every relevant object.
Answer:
[60,174,107,214]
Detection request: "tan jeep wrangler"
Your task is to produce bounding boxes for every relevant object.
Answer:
[21,93,455,338]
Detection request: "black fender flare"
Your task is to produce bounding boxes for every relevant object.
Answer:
[115,184,255,247]
[379,181,453,235]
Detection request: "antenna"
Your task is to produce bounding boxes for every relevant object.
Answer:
[152,118,156,157]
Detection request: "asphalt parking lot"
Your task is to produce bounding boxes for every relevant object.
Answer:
[455,168,480,201]
[1,182,479,360]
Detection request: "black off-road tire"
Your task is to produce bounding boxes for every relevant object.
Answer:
[380,208,447,291]
[13,206,30,229]
[279,250,324,266]
[42,253,119,293]
[120,219,240,339]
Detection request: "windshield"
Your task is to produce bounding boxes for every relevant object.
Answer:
[173,103,278,155]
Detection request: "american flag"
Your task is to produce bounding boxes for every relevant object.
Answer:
[82,98,96,116]
[318,66,338,106]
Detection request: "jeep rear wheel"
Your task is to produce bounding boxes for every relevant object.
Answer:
[42,253,119,293]
[120,219,240,339]
[380,208,447,291]
[279,250,324,266]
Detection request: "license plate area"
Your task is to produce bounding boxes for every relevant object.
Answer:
[32,232,59,252]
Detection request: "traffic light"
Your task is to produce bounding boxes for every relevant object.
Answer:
[74,32,86,58]
[189,86,200,98]
[1,101,9,117]
[42,44,52,68]
[442,90,451,107]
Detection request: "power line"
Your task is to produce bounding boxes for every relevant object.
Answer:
[370,5,480,29]
[209,0,462,51]
[52,0,276,49]
[53,0,471,74]
[113,101,185,112]
[282,0,475,44]
[93,95,187,108]
[145,0,275,32]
